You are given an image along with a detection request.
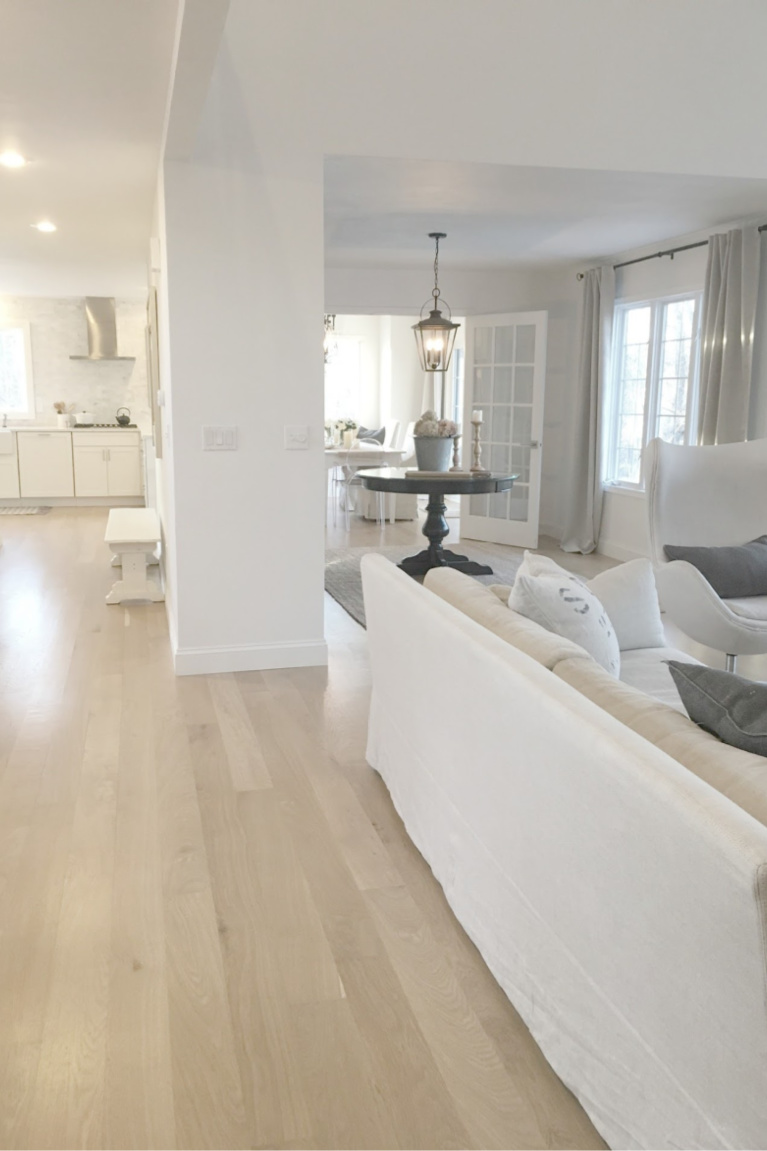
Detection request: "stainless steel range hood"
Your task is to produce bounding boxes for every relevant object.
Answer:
[70,297,135,361]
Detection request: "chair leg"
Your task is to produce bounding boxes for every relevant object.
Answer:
[725,653,737,673]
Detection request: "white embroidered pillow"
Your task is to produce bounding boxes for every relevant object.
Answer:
[508,552,620,676]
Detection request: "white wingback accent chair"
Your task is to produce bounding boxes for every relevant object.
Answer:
[645,436,767,669]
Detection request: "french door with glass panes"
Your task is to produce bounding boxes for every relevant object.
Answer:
[460,312,547,549]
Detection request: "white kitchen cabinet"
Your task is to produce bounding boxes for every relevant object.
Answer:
[73,432,142,498]
[72,445,108,496]
[105,445,142,496]
[17,432,74,497]
[0,444,20,498]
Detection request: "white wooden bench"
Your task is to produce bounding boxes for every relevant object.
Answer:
[104,508,164,604]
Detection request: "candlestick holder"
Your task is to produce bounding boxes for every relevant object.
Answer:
[470,419,487,473]
[449,433,462,471]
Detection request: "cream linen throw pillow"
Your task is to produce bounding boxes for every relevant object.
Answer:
[587,559,666,650]
[508,552,620,676]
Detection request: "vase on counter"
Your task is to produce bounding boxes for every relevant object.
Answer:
[56,414,71,428]
[414,435,453,471]
[342,429,355,449]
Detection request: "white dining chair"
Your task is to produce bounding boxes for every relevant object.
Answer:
[340,439,387,530]
[384,420,401,449]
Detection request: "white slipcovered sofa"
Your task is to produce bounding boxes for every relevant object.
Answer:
[361,553,767,1150]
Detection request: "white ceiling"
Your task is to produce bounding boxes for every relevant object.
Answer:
[0,0,179,295]
[325,156,767,271]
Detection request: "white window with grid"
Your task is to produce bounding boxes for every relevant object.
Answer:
[605,293,701,488]
[0,323,34,419]
[324,338,361,424]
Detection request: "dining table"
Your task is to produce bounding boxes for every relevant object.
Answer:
[324,445,406,469]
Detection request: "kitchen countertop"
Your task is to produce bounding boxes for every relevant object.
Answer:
[1,425,141,433]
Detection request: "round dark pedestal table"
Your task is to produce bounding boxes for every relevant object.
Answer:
[359,467,517,578]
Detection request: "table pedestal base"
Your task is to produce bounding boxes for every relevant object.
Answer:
[397,492,494,579]
[398,548,493,578]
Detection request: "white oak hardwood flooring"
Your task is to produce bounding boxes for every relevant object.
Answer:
[0,508,604,1149]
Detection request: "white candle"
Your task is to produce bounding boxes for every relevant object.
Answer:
[471,409,483,422]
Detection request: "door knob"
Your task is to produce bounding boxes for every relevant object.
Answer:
[530,440,541,449]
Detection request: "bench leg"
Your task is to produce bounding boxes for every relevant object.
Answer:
[106,551,164,604]
[111,548,160,567]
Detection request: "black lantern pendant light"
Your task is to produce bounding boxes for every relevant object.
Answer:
[412,232,460,373]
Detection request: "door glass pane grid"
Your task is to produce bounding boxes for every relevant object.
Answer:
[464,312,544,541]
[474,366,493,404]
[514,365,534,403]
[494,325,515,363]
[515,324,536,364]
[474,327,493,365]
[509,482,529,520]
[473,323,531,523]
[488,491,510,519]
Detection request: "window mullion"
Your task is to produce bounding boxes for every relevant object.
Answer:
[641,303,662,483]
[605,305,624,484]
[685,293,702,444]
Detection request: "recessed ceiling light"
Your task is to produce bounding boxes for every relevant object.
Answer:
[32,220,56,233]
[0,151,27,168]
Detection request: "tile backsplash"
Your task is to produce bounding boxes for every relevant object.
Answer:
[0,296,150,430]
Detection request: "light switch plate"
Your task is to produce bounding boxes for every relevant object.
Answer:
[202,425,238,451]
[284,424,309,450]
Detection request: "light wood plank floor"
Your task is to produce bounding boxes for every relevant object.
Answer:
[0,508,606,1150]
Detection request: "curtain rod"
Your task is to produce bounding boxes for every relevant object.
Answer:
[575,224,767,280]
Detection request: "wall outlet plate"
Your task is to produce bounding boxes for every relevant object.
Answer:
[285,424,309,450]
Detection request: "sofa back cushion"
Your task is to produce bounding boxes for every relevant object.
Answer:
[554,656,767,829]
[424,567,592,669]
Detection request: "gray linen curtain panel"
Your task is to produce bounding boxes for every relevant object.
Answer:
[561,265,614,554]
[698,226,761,445]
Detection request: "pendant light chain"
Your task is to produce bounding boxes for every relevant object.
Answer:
[433,234,441,302]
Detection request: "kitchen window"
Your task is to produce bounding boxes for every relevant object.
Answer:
[0,323,35,419]
[605,293,701,488]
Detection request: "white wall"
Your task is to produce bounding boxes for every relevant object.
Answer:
[160,154,326,673]
[0,296,150,430]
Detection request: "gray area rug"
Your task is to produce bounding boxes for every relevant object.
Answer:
[325,542,524,627]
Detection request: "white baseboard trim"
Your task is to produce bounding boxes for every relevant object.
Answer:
[173,638,329,676]
[0,496,144,507]
[597,538,649,562]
